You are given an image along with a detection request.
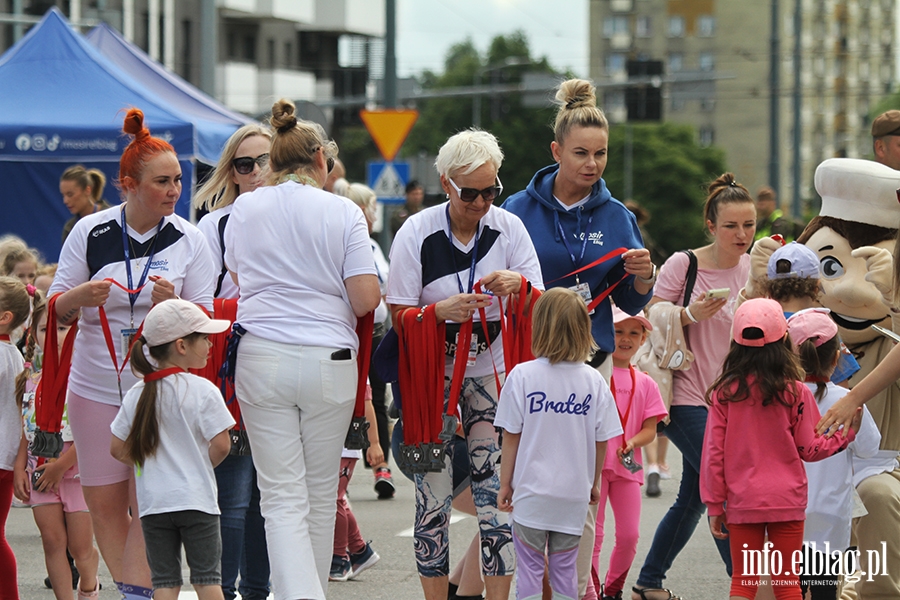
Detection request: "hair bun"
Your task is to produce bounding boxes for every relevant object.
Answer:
[271,99,298,134]
[556,79,597,110]
[123,108,150,141]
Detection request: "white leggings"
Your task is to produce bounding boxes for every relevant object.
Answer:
[235,332,357,600]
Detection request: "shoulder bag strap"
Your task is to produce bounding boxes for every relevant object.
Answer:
[681,249,698,307]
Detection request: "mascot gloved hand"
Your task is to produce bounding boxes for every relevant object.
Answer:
[852,245,895,308]
[744,235,784,299]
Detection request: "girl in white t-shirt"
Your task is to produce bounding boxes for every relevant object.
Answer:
[495,287,622,600]
[786,309,880,600]
[13,289,101,599]
[110,300,234,600]
[0,276,31,599]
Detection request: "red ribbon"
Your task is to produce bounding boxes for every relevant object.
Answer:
[97,277,150,380]
[545,246,631,312]
[354,311,375,419]
[191,298,243,428]
[143,366,185,382]
[397,306,445,444]
[34,294,78,433]
[610,364,636,450]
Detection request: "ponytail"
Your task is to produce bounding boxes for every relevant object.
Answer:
[14,289,46,409]
[125,336,162,466]
[796,335,840,402]
[125,333,203,466]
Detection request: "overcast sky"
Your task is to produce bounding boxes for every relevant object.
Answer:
[395,0,589,78]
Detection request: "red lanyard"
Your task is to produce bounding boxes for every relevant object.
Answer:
[35,294,78,433]
[610,365,636,449]
[354,311,375,419]
[0,335,9,342]
[192,298,244,428]
[97,277,152,400]
[546,247,630,312]
[397,305,445,444]
[143,367,185,382]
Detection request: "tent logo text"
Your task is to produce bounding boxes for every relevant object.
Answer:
[16,133,60,152]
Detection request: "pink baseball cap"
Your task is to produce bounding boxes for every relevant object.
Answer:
[143,299,231,346]
[786,308,838,348]
[732,298,787,347]
[611,305,652,331]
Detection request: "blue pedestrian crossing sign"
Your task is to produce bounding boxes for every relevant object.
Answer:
[367,160,409,204]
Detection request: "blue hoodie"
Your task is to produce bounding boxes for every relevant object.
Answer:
[503,164,652,353]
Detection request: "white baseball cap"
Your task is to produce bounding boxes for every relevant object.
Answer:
[142,299,230,346]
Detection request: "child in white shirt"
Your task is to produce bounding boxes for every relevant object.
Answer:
[786,309,881,600]
[495,287,622,600]
[110,299,234,600]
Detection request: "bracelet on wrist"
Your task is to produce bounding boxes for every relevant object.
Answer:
[636,263,657,286]
[684,305,698,324]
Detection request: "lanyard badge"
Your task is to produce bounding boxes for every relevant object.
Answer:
[121,205,164,328]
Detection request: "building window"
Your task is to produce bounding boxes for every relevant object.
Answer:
[697,15,716,37]
[605,90,626,111]
[243,35,256,61]
[671,97,685,112]
[284,41,293,67]
[668,16,685,37]
[606,53,626,75]
[668,52,683,72]
[268,38,275,69]
[636,16,652,37]
[700,97,715,111]
[699,126,715,147]
[699,52,715,71]
[603,16,629,37]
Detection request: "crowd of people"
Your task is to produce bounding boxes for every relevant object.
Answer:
[1,78,900,600]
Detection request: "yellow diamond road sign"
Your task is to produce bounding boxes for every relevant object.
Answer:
[360,109,419,162]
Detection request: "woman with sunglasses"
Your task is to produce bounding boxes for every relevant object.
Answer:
[193,123,273,600]
[223,99,380,600]
[387,129,543,600]
[503,78,655,600]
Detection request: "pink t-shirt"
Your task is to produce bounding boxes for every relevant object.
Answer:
[603,366,669,482]
[654,252,750,408]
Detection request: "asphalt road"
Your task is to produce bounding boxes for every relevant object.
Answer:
[9,446,732,599]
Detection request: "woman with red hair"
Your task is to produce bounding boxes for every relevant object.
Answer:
[49,109,216,599]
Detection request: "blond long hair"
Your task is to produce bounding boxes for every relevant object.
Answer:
[531,288,598,364]
[193,124,273,211]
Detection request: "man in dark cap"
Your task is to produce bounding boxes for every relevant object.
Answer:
[872,110,900,170]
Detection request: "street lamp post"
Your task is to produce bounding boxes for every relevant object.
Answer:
[472,56,529,127]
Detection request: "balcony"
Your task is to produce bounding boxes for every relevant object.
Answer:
[218,0,315,22]
[609,32,632,50]
[610,0,633,11]
[314,0,385,37]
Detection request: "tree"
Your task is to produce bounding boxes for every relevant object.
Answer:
[401,32,560,197]
[603,123,727,255]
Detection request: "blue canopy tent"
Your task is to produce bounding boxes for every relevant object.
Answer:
[85,22,252,167]
[0,9,243,262]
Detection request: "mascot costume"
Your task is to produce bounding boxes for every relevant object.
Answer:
[746,158,900,599]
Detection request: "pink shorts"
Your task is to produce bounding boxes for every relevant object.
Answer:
[67,392,132,487]
[30,476,88,513]
[28,441,88,512]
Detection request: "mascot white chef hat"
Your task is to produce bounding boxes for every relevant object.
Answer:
[814,158,900,227]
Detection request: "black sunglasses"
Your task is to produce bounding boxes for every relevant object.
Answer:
[317,147,335,174]
[448,176,503,203]
[232,153,269,175]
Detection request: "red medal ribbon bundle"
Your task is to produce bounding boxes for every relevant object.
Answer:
[31,293,78,458]
[396,276,541,473]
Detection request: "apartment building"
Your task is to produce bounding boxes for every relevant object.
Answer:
[0,0,384,120]
[589,0,895,209]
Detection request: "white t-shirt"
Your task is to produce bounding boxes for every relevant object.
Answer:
[494,358,622,535]
[110,373,235,518]
[49,205,216,406]
[804,382,881,550]
[372,239,390,325]
[0,342,25,471]
[224,182,376,349]
[197,205,239,299]
[386,203,543,377]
